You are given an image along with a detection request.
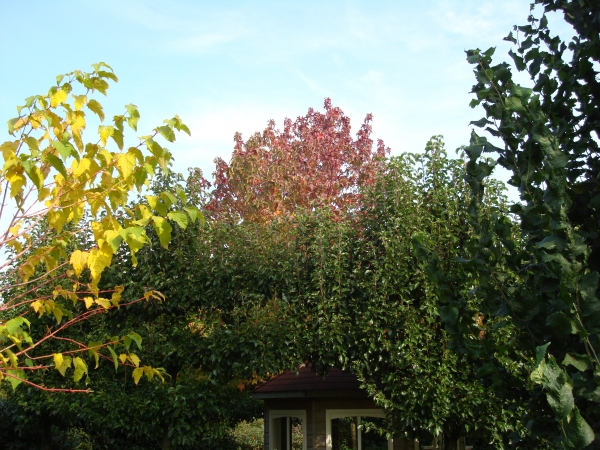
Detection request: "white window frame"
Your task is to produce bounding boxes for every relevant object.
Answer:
[269,409,308,450]
[325,409,392,450]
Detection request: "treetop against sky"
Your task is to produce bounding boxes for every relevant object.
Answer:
[0,0,575,181]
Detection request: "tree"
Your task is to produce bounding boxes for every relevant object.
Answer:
[0,63,200,392]
[428,0,600,447]
[208,98,389,222]
[189,138,518,449]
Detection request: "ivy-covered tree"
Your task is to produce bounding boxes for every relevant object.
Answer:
[427,0,600,447]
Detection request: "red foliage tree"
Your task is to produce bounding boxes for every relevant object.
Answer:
[207,99,389,222]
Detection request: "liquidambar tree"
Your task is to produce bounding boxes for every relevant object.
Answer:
[207,98,389,222]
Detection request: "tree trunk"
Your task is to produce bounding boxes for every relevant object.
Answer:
[443,430,462,450]
[39,413,52,450]
[162,433,173,450]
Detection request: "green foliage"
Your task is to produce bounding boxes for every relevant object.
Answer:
[424,0,600,447]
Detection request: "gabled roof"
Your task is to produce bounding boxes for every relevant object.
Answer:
[252,366,366,399]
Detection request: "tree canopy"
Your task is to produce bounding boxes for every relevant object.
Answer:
[0,64,200,392]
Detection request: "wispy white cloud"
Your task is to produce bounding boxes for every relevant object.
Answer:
[169,32,240,53]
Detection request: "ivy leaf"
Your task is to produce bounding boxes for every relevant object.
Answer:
[563,408,595,449]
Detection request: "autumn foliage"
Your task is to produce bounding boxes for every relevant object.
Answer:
[207,99,389,222]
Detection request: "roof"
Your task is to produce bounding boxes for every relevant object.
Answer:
[252,366,367,399]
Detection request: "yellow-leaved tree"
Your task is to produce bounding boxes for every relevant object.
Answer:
[0,63,201,392]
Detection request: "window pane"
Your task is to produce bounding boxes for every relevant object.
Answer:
[291,417,303,450]
[332,416,359,450]
[360,417,388,450]
[272,417,287,450]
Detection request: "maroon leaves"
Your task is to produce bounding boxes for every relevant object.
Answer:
[207,99,389,223]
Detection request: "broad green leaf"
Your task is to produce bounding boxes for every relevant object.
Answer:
[167,211,188,229]
[6,369,26,390]
[44,153,68,178]
[562,353,590,371]
[128,332,142,350]
[564,408,595,449]
[52,141,76,161]
[104,230,123,253]
[111,127,124,150]
[125,104,140,131]
[87,342,102,369]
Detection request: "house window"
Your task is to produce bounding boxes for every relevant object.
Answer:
[326,409,392,450]
[270,410,307,450]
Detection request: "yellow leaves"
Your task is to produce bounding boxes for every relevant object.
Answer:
[129,353,141,368]
[67,110,86,139]
[88,246,112,287]
[1,140,18,162]
[133,366,165,385]
[70,250,89,277]
[17,261,35,282]
[50,89,68,108]
[48,209,66,233]
[111,285,124,306]
[73,357,88,382]
[7,171,26,199]
[73,157,91,178]
[53,353,72,377]
[98,125,114,147]
[84,297,94,309]
[132,367,144,385]
[152,216,172,249]
[73,95,87,111]
[95,298,112,310]
[144,290,165,302]
[116,152,136,179]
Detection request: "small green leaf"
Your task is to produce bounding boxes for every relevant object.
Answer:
[128,331,142,350]
[107,345,119,371]
[156,126,175,143]
[87,99,105,122]
[562,353,590,372]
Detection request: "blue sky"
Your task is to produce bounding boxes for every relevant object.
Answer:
[0,0,573,183]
